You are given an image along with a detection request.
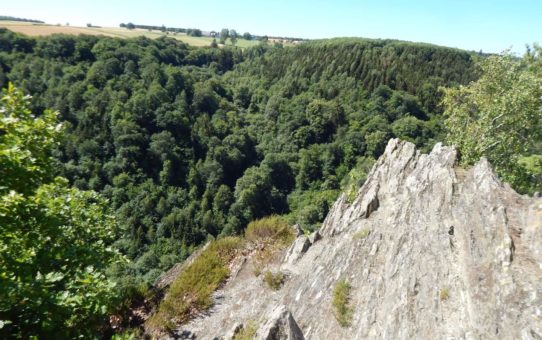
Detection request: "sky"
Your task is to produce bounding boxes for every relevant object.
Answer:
[2,0,541,53]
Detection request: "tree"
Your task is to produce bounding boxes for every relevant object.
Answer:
[219,28,229,44]
[443,48,542,192]
[0,85,121,338]
[243,32,252,40]
[229,29,238,46]
[187,28,202,37]
[126,22,135,30]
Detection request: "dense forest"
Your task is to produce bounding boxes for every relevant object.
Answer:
[1,27,540,337]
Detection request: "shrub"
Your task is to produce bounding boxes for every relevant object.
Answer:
[147,237,244,332]
[246,216,295,276]
[263,270,285,290]
[332,279,353,327]
[245,215,294,246]
[233,321,257,340]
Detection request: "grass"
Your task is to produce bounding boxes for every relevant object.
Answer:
[233,321,257,340]
[440,287,449,301]
[246,216,295,276]
[353,228,370,240]
[146,216,295,332]
[245,215,295,246]
[263,270,285,290]
[146,237,244,332]
[332,279,353,327]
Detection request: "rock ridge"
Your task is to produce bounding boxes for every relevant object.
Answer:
[165,139,542,339]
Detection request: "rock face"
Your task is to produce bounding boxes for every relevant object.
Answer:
[172,139,542,339]
[255,305,305,340]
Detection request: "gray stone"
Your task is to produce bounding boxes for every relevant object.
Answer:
[255,305,304,340]
[283,236,311,265]
[308,230,321,244]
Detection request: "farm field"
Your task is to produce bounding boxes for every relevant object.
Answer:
[0,21,261,48]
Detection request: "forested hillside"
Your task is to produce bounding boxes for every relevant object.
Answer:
[0,28,478,293]
[0,28,488,335]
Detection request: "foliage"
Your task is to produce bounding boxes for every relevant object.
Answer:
[443,47,542,193]
[0,85,121,338]
[147,237,243,332]
[332,279,353,327]
[0,30,477,313]
[342,157,375,203]
[262,270,285,290]
[245,215,294,246]
[233,321,257,340]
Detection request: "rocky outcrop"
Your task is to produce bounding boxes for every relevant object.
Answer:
[168,139,542,339]
[255,305,304,340]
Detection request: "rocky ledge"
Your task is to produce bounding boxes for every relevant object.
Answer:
[164,139,542,339]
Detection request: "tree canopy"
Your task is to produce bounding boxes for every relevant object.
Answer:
[443,47,542,193]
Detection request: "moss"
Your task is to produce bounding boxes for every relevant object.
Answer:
[146,237,244,332]
[353,228,370,240]
[263,270,285,290]
[332,279,353,327]
[440,287,449,301]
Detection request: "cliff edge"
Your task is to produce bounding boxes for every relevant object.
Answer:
[166,139,542,339]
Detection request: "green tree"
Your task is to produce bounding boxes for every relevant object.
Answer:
[242,32,252,40]
[0,85,121,338]
[220,28,229,44]
[443,48,542,192]
[229,29,238,46]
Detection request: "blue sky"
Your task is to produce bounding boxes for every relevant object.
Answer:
[3,0,540,53]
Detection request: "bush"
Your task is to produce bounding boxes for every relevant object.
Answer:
[263,270,285,290]
[245,216,295,276]
[147,237,244,332]
[0,86,122,338]
[332,279,353,327]
[245,215,294,247]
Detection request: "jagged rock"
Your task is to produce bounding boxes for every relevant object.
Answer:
[292,224,304,237]
[255,305,304,340]
[283,235,311,265]
[223,322,243,340]
[168,139,542,340]
[308,230,321,244]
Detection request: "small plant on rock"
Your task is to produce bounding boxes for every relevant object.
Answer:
[332,279,353,327]
[353,227,370,240]
[440,287,449,301]
[263,270,285,290]
[233,321,257,340]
